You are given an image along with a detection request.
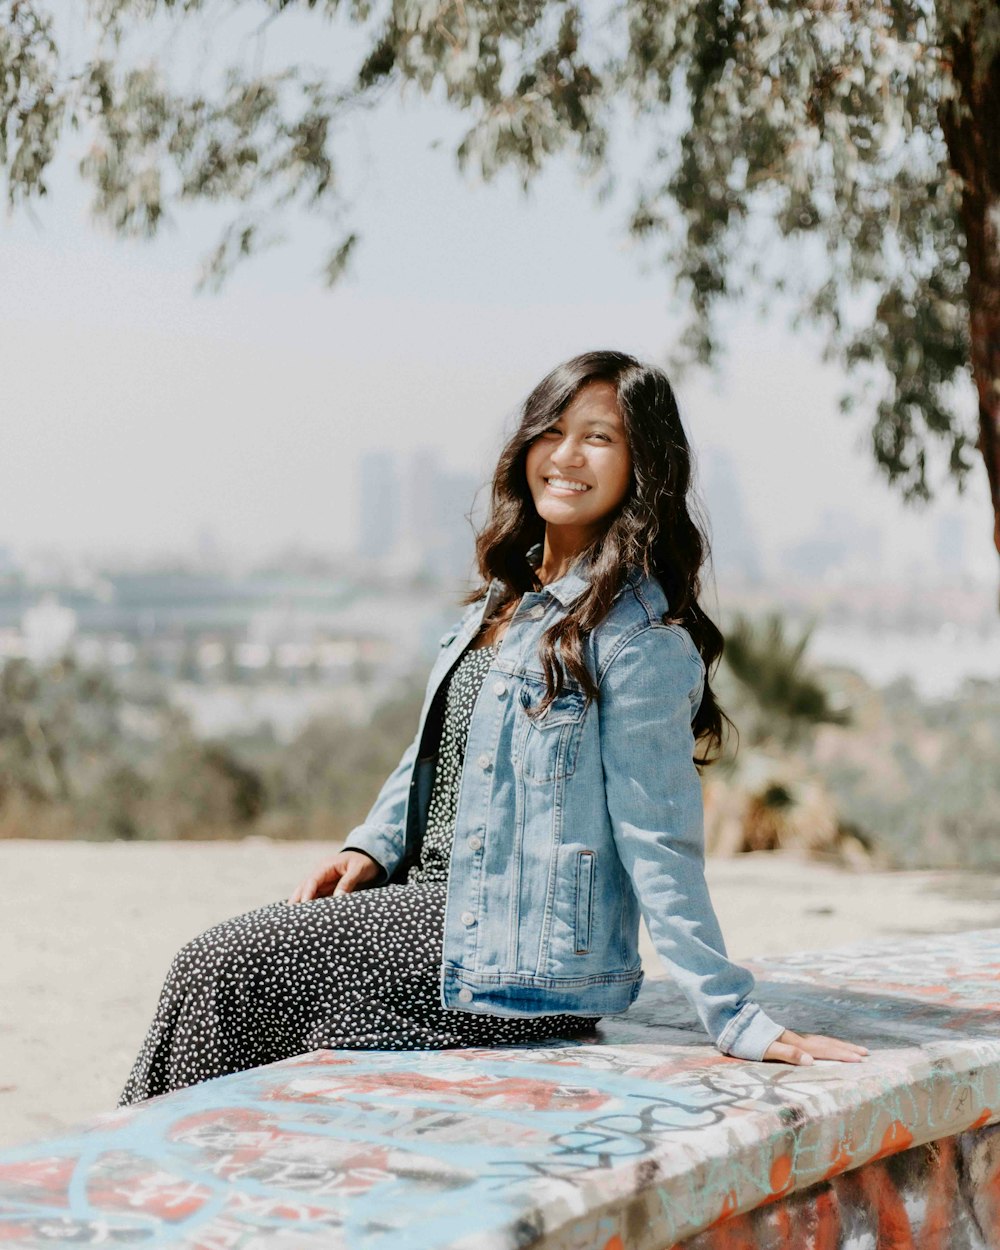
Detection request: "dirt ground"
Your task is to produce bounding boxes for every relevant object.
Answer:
[2,838,999,1150]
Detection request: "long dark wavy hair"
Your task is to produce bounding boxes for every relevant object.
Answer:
[461,349,732,768]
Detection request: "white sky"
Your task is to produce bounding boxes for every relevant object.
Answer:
[1,12,995,581]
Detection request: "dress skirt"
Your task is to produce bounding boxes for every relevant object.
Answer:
[118,881,601,1106]
[119,638,602,1106]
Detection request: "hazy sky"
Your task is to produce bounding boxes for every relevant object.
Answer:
[2,13,994,580]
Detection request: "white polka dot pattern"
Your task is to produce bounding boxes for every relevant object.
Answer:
[407,642,497,885]
[118,639,601,1106]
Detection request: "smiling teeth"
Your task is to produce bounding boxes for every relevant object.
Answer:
[547,478,590,492]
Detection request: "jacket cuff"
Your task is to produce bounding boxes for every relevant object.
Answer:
[715,1001,786,1062]
[341,823,404,884]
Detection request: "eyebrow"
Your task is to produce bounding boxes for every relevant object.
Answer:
[551,417,621,431]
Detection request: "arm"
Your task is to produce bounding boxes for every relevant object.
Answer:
[598,624,785,1062]
[288,732,420,901]
[340,728,421,884]
[340,603,478,880]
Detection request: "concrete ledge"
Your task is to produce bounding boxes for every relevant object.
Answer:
[2,928,999,1247]
[681,1123,1000,1249]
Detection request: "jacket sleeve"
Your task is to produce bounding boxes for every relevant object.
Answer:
[597,624,786,1062]
[339,603,478,881]
[340,728,420,884]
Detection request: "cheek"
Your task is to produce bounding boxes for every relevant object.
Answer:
[524,442,543,480]
[600,453,632,502]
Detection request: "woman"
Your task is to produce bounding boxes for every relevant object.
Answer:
[119,351,865,1105]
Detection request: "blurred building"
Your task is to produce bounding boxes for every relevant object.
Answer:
[357,451,402,562]
[358,446,479,582]
[700,448,765,585]
[779,508,883,584]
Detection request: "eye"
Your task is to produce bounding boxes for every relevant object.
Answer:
[590,432,612,442]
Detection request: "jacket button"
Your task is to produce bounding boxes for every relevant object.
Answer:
[467,835,482,851]
[530,605,545,619]
[477,753,491,769]
[457,988,474,1003]
[492,679,507,696]
[460,911,476,926]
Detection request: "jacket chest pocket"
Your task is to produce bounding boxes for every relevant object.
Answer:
[516,678,587,783]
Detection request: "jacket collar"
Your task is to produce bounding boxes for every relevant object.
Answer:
[487,540,637,609]
[524,540,590,607]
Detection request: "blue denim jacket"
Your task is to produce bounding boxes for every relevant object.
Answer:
[343,543,786,1062]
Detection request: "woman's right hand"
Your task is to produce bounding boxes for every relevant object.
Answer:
[288,850,381,903]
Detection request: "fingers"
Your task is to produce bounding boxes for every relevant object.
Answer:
[789,1030,869,1060]
[333,863,364,895]
[763,1030,871,1066]
[288,861,342,904]
[764,1041,815,1066]
[288,878,312,904]
[288,850,379,903]
[332,851,380,895]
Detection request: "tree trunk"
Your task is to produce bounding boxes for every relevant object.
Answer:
[938,10,1000,584]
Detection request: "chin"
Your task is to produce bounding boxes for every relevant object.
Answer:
[538,502,581,524]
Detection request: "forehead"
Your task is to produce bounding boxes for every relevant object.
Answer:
[561,380,623,426]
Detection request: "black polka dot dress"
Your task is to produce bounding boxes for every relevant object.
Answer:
[118,639,601,1106]
[407,642,496,886]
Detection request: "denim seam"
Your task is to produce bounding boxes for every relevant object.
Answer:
[596,619,655,689]
[596,620,703,693]
[536,765,567,974]
[661,622,707,674]
[445,962,643,989]
[716,1002,754,1052]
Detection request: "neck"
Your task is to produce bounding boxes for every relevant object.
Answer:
[536,526,597,585]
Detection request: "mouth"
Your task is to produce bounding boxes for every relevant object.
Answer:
[544,476,592,495]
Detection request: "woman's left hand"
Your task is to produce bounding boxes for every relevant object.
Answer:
[762,1028,869,1065]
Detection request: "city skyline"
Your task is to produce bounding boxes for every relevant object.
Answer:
[0,432,988,589]
[2,35,995,588]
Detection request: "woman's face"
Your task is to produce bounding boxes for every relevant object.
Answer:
[524,380,633,542]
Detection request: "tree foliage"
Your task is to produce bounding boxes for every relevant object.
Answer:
[0,654,268,839]
[719,608,852,748]
[0,652,427,841]
[2,0,998,559]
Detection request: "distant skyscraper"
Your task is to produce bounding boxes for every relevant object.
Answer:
[195,524,225,572]
[357,451,401,563]
[433,467,480,580]
[700,447,764,584]
[363,446,479,580]
[780,508,883,583]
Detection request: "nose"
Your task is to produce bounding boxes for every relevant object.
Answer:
[551,435,586,468]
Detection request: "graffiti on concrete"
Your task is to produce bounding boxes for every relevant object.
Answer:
[679,1122,1000,1250]
[1,928,999,1248]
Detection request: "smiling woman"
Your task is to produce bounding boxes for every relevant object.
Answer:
[118,350,868,1106]
[525,381,634,562]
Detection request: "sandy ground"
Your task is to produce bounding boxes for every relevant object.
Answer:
[2,839,1000,1151]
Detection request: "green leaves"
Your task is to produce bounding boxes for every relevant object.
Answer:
[0,2,63,203]
[0,0,995,542]
[722,609,852,749]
